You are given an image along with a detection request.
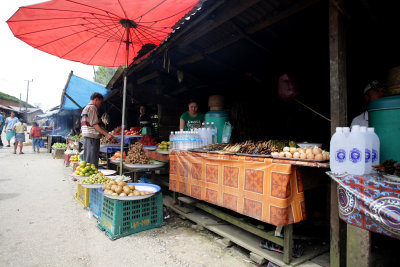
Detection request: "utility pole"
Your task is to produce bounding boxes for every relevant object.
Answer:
[25,79,33,111]
[19,93,22,112]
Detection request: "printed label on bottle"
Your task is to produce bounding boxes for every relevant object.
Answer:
[365,149,371,163]
[372,149,377,163]
[350,148,362,163]
[335,149,346,163]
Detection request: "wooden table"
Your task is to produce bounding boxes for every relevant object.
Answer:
[169,150,329,264]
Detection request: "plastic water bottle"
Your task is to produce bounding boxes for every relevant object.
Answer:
[194,131,201,148]
[169,131,174,150]
[210,122,218,144]
[361,126,372,174]
[343,127,350,137]
[347,125,366,175]
[206,128,212,145]
[330,127,347,174]
[368,127,380,169]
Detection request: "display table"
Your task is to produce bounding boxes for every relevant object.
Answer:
[99,144,129,154]
[116,135,142,144]
[169,150,306,226]
[327,172,400,239]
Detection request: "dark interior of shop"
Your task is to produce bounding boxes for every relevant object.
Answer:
[100,0,400,264]
[105,0,400,147]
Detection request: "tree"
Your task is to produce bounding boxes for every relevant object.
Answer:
[94,66,118,85]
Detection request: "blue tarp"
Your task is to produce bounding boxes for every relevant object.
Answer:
[61,74,108,110]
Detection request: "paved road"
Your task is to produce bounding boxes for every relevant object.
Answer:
[0,141,253,267]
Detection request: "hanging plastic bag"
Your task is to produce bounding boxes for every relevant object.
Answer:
[278,73,298,101]
[39,140,45,147]
[222,122,233,143]
[139,173,151,183]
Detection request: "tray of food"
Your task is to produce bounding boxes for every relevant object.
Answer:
[142,145,156,151]
[271,146,330,162]
[78,173,113,187]
[235,153,271,158]
[270,156,328,162]
[101,182,160,200]
[99,169,117,176]
[100,144,124,148]
[110,159,122,164]
[208,150,237,155]
[373,159,400,181]
[106,175,131,182]
[124,162,166,169]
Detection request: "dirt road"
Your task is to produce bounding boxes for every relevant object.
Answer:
[0,142,253,267]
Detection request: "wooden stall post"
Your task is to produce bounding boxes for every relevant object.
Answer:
[329,0,347,266]
[283,224,294,264]
[347,224,371,267]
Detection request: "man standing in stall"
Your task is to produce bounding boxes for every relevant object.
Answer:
[81,93,114,167]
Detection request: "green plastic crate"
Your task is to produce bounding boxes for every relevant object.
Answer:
[98,192,164,240]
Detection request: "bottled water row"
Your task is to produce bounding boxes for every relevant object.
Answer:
[170,122,218,150]
[330,125,380,175]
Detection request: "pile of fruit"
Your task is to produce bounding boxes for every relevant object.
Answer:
[125,142,149,164]
[98,159,107,165]
[73,161,100,176]
[111,151,126,160]
[157,141,170,151]
[271,146,330,161]
[109,126,141,136]
[110,126,122,135]
[52,143,67,149]
[124,127,141,136]
[139,134,156,146]
[81,173,112,184]
[70,155,80,161]
[102,180,153,196]
[71,134,81,140]
[373,159,400,176]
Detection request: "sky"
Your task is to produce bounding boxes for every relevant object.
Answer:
[0,1,97,111]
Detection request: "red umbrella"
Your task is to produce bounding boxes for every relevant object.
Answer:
[7,0,199,172]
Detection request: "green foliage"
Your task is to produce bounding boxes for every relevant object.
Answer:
[0,91,34,108]
[94,66,118,85]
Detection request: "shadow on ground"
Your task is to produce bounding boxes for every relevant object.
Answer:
[0,193,20,201]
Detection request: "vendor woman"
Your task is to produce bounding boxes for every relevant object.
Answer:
[179,100,204,130]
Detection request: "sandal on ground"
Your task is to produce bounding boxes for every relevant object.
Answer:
[20,152,24,154]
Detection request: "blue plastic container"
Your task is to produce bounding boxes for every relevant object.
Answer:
[88,188,104,220]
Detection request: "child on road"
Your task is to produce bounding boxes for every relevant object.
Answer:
[30,122,42,153]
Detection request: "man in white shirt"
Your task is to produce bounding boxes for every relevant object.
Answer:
[351,80,386,127]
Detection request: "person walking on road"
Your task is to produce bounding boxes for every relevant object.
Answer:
[0,112,4,148]
[81,93,114,168]
[13,119,27,154]
[3,112,19,147]
[30,122,42,153]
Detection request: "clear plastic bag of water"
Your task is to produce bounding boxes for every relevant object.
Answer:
[222,122,232,143]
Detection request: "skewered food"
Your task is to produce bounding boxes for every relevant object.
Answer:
[373,159,400,176]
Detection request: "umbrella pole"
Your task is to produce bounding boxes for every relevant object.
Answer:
[119,23,131,175]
